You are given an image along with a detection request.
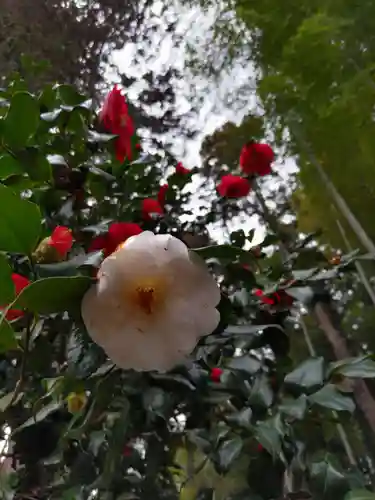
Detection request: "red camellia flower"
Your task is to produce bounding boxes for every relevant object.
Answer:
[217,175,251,198]
[100,85,135,163]
[157,184,169,206]
[240,142,274,177]
[48,226,73,258]
[175,162,189,175]
[210,367,223,383]
[1,274,30,321]
[89,222,143,258]
[257,443,264,452]
[142,198,164,221]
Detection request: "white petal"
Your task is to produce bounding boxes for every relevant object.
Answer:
[167,254,221,308]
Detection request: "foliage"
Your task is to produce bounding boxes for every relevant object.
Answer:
[0,74,373,500]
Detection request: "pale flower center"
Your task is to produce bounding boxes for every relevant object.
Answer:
[125,277,167,317]
[135,286,155,315]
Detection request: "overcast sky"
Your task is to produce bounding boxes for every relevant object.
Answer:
[108,0,297,244]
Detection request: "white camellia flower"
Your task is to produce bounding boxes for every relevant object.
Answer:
[81,231,221,372]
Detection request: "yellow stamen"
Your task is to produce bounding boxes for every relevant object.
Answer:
[136,286,155,315]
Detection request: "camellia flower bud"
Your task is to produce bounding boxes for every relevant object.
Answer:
[33,226,73,263]
[67,392,87,414]
[81,232,221,371]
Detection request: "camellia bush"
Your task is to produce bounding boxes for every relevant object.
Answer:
[0,76,374,500]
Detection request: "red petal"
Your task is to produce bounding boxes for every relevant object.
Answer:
[142,199,164,220]
[49,226,73,257]
[88,235,109,253]
[2,274,30,321]
[12,273,30,295]
[175,162,189,175]
[157,184,169,206]
[210,367,223,382]
[108,222,143,246]
[217,175,251,198]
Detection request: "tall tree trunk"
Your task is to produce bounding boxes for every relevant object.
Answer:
[289,117,375,254]
[314,302,375,437]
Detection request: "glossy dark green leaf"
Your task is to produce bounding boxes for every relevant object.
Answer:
[0,154,23,180]
[16,276,92,313]
[254,420,282,458]
[17,148,51,182]
[0,318,18,352]
[284,357,324,389]
[217,436,243,472]
[329,357,375,378]
[225,407,252,428]
[279,395,307,420]
[0,253,14,303]
[36,251,103,278]
[143,387,171,418]
[195,245,255,264]
[47,154,68,167]
[15,401,62,432]
[223,324,278,336]
[310,460,350,500]
[56,84,87,106]
[249,374,273,408]
[0,184,41,254]
[286,286,314,304]
[309,384,355,412]
[3,92,39,148]
[228,355,262,374]
[87,130,117,143]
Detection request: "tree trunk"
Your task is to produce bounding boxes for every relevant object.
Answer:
[314,302,375,436]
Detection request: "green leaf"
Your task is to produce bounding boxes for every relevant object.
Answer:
[228,355,262,374]
[225,408,252,428]
[249,375,273,408]
[217,436,243,472]
[0,184,41,254]
[0,319,18,352]
[16,276,92,314]
[279,395,307,420]
[17,148,51,182]
[329,357,375,378]
[254,420,282,458]
[0,254,13,303]
[87,130,117,143]
[0,155,23,180]
[36,251,103,278]
[195,245,255,264]
[284,357,324,389]
[56,84,87,106]
[309,384,355,412]
[310,460,350,500]
[223,324,281,336]
[345,490,375,500]
[15,401,62,432]
[3,92,39,148]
